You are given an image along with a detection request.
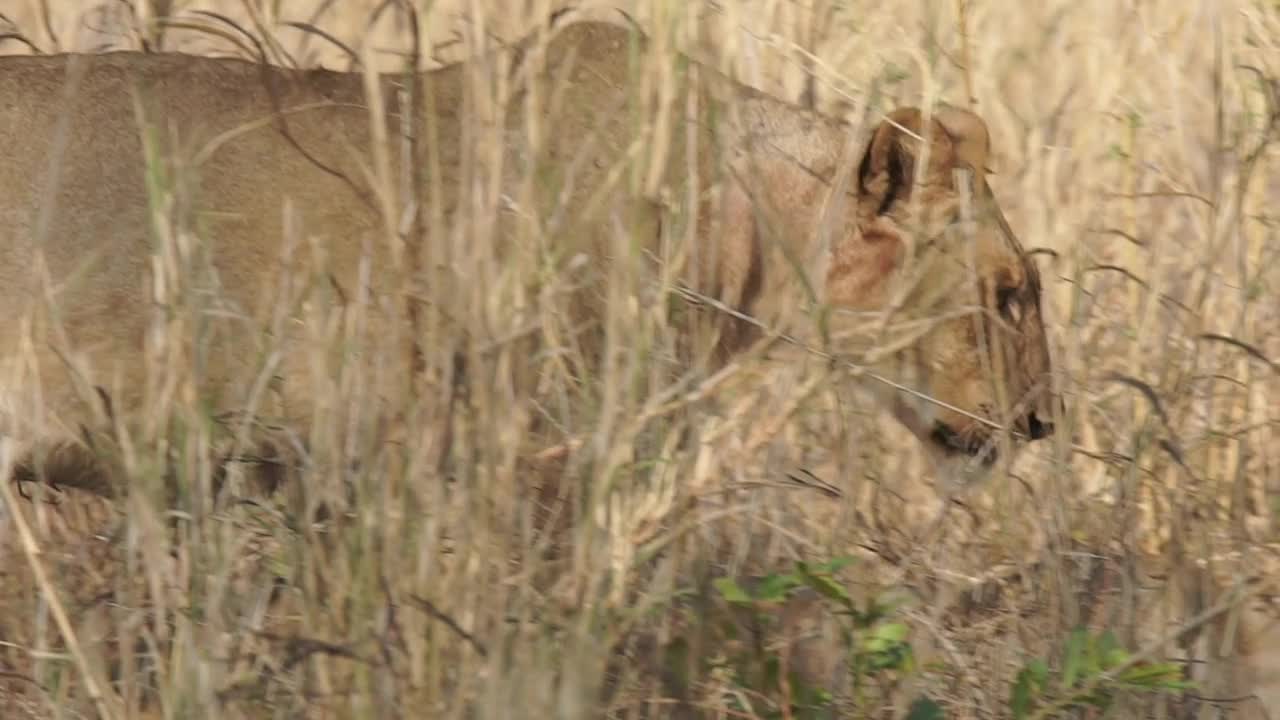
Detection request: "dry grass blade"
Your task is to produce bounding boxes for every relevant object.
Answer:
[1198,332,1280,375]
[280,20,360,67]
[0,2,1275,719]
[0,444,122,720]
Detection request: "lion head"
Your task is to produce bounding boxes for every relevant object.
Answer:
[822,106,1059,472]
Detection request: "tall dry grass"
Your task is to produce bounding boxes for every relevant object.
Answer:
[0,1,1277,719]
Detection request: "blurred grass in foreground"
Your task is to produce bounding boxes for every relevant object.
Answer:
[0,1,1277,718]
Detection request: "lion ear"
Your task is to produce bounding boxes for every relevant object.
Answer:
[857,107,922,216]
[933,105,992,175]
[857,105,994,214]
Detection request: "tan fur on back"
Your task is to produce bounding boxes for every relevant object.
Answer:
[0,19,1058,498]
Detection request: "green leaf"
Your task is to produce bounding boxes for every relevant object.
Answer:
[1062,628,1089,689]
[763,654,782,691]
[1085,633,1102,679]
[662,638,692,694]
[859,599,891,625]
[1027,659,1050,690]
[1096,630,1120,660]
[1081,688,1115,710]
[1117,661,1186,687]
[865,622,909,651]
[807,574,852,606]
[1128,678,1195,692]
[905,696,945,720]
[1010,667,1037,718]
[795,563,853,608]
[795,684,833,710]
[755,572,802,603]
[1102,647,1130,669]
[714,577,754,605]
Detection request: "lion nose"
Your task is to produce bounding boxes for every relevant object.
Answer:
[1025,411,1054,440]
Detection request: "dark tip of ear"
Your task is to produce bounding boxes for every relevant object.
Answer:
[860,108,922,214]
[857,132,875,192]
[879,139,909,215]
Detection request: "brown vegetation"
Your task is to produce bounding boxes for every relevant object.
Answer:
[0,2,1276,719]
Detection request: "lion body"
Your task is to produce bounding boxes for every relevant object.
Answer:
[0,20,1057,496]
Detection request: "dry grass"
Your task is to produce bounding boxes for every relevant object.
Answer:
[1,1,1278,719]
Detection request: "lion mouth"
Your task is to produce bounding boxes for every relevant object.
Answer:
[930,423,999,466]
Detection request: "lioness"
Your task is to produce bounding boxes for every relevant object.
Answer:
[0,18,1057,499]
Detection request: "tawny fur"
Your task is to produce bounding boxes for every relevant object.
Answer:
[0,19,1057,500]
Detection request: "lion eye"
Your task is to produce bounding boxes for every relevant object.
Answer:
[996,286,1022,323]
